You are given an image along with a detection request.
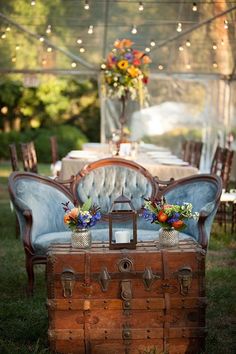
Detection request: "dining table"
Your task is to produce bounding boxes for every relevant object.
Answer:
[59,143,199,181]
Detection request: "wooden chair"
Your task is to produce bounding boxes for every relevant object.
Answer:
[182,140,203,168]
[211,146,235,231]
[9,143,20,171]
[50,136,61,177]
[20,141,38,173]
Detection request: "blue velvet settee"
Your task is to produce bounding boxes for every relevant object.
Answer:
[8,158,222,293]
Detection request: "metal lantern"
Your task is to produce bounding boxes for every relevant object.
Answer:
[108,192,137,250]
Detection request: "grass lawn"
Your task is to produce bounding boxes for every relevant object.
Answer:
[0,161,235,354]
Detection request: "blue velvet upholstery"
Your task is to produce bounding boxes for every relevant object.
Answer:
[76,165,153,213]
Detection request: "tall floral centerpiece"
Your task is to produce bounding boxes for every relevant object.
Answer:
[101,38,151,142]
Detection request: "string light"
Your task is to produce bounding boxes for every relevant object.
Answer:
[186,39,191,47]
[150,40,156,47]
[212,42,217,50]
[131,25,137,34]
[138,2,144,11]
[39,36,45,42]
[31,0,36,6]
[84,1,90,10]
[186,63,191,69]
[158,64,164,70]
[192,2,197,12]
[224,20,228,29]
[47,46,52,52]
[178,45,184,51]
[11,56,16,63]
[71,62,77,68]
[42,58,47,65]
[77,38,83,44]
[145,47,151,52]
[1,32,6,39]
[176,23,182,32]
[79,47,85,53]
[221,39,225,46]
[213,62,218,68]
[88,25,93,34]
[46,25,51,34]
[6,26,11,32]
[15,44,20,51]
[101,63,106,70]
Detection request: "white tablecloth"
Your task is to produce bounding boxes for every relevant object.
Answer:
[59,152,198,181]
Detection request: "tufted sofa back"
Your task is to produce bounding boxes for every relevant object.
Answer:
[71,158,157,215]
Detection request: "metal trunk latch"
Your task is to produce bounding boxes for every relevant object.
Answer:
[178,266,192,296]
[143,267,160,290]
[121,280,132,312]
[61,268,76,298]
[98,267,111,292]
[122,323,132,341]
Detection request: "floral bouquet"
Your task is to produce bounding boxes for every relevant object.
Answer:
[101,38,151,101]
[62,198,101,231]
[142,197,199,231]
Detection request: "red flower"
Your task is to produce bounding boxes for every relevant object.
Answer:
[142,77,149,84]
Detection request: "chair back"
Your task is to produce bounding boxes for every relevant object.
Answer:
[211,146,234,190]
[50,136,59,165]
[182,140,203,168]
[20,141,38,173]
[71,157,158,218]
[9,143,19,171]
[160,174,222,248]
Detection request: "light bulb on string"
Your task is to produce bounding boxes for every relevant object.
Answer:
[11,56,16,63]
[47,46,52,52]
[176,23,182,32]
[178,45,184,51]
[145,47,151,53]
[71,62,77,68]
[77,38,83,44]
[138,2,144,11]
[42,58,47,65]
[186,39,191,47]
[150,40,156,47]
[213,62,218,68]
[224,20,228,29]
[186,63,191,69]
[6,26,11,32]
[31,0,36,6]
[212,42,217,50]
[46,25,51,34]
[84,1,89,10]
[39,36,45,42]
[158,64,164,70]
[221,39,224,46]
[80,47,85,53]
[101,63,106,70]
[192,2,197,12]
[1,32,6,39]
[88,25,93,34]
[15,44,20,51]
[131,25,137,34]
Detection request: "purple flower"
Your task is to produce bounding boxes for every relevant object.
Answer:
[124,52,133,62]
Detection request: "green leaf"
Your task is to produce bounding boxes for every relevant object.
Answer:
[81,198,92,211]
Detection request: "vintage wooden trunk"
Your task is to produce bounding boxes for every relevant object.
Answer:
[46,240,206,354]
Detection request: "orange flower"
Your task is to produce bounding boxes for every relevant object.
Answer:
[117,60,129,70]
[64,214,70,224]
[106,53,115,67]
[114,39,133,49]
[70,207,78,220]
[133,50,144,59]
[142,55,152,64]
[127,66,140,77]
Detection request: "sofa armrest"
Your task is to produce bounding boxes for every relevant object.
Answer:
[198,201,217,250]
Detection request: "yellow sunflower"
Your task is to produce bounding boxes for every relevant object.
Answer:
[117,60,129,70]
